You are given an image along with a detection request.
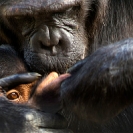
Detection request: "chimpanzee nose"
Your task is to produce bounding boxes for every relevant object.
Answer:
[30,26,61,55]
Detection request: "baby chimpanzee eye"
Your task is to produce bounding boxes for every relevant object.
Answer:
[6,90,20,101]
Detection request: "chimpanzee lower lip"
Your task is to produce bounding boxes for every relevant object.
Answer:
[25,52,80,75]
[29,50,75,59]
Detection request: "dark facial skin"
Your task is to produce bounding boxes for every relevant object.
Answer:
[0,0,87,75]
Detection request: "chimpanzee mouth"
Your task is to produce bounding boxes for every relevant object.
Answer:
[24,49,83,75]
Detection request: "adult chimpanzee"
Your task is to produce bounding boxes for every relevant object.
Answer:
[0,0,133,133]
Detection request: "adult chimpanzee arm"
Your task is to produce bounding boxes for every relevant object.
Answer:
[61,39,133,123]
[0,98,72,133]
[0,73,73,133]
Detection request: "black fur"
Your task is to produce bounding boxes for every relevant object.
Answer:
[0,0,133,133]
[0,44,26,78]
[62,38,133,122]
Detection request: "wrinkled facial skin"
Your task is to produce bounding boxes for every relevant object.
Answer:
[0,0,87,75]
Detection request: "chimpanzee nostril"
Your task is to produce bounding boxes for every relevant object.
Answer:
[30,26,61,54]
[38,26,51,47]
[49,27,61,46]
[38,26,61,47]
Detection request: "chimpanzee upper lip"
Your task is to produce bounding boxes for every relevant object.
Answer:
[1,0,81,16]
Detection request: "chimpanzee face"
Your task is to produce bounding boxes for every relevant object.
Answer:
[0,0,88,75]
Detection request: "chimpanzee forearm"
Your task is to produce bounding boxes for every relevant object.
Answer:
[0,97,73,133]
[61,39,133,123]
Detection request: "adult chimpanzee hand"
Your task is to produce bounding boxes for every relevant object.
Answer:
[0,73,73,133]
